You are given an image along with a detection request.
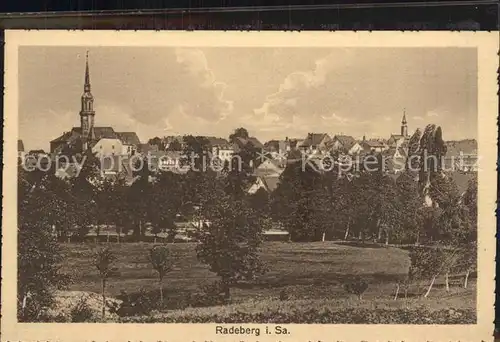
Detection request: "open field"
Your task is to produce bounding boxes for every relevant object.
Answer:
[60,241,476,314]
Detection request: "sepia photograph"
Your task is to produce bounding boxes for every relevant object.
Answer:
[2,31,497,341]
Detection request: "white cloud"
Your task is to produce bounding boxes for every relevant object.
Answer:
[413,116,424,121]
[321,113,350,125]
[426,110,439,117]
[174,48,234,121]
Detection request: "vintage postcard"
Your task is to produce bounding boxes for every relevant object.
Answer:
[2,30,498,341]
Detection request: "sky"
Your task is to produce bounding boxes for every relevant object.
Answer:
[19,46,477,151]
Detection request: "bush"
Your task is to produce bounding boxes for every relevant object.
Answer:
[114,289,158,317]
[343,277,369,299]
[70,296,95,322]
[189,281,229,308]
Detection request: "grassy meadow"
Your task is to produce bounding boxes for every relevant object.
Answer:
[60,241,476,316]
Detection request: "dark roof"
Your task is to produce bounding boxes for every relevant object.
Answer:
[116,132,141,145]
[92,127,117,140]
[248,137,264,149]
[333,135,357,149]
[301,133,330,147]
[363,139,386,148]
[235,136,264,150]
[51,126,118,144]
[206,136,230,148]
[18,140,25,152]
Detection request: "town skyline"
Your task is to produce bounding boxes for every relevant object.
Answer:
[19,46,477,151]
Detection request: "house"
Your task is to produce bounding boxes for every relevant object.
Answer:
[264,140,288,161]
[248,175,280,194]
[299,133,332,155]
[116,132,141,155]
[206,137,234,162]
[92,138,124,157]
[255,158,285,177]
[147,150,187,174]
[361,139,387,153]
[444,139,478,172]
[163,135,185,151]
[330,135,363,155]
[387,112,410,148]
[233,136,265,152]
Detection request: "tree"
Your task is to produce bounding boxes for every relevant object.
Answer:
[271,161,325,242]
[395,172,425,244]
[70,149,102,239]
[128,155,155,240]
[196,190,266,300]
[229,127,250,143]
[149,246,174,305]
[182,135,211,171]
[150,171,184,243]
[93,247,116,320]
[18,167,70,321]
[148,136,165,151]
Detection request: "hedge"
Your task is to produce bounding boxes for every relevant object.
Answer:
[120,307,475,324]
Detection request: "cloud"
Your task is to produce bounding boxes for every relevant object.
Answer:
[426,110,440,117]
[321,113,350,125]
[174,48,234,122]
[412,116,424,121]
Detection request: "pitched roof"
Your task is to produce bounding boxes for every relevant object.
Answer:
[301,133,330,147]
[92,127,117,140]
[51,127,118,144]
[206,136,231,148]
[18,140,25,152]
[333,135,357,149]
[248,137,264,149]
[116,132,141,145]
[363,139,386,148]
[234,137,264,150]
[261,175,280,192]
[255,159,284,177]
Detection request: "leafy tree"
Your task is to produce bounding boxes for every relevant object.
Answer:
[149,246,174,304]
[128,155,155,240]
[70,149,101,239]
[271,161,324,242]
[150,171,184,242]
[229,127,250,143]
[18,167,70,321]
[196,190,266,300]
[395,172,425,244]
[182,135,211,171]
[93,247,116,319]
[166,138,182,151]
[148,136,165,151]
[249,188,270,217]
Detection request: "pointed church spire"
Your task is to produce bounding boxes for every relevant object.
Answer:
[84,50,91,92]
[401,109,408,137]
[80,50,95,141]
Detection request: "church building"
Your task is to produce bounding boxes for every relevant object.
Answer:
[387,112,410,148]
[50,52,140,156]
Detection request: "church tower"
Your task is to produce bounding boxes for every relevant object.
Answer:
[401,110,408,137]
[80,51,95,141]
